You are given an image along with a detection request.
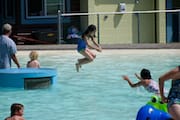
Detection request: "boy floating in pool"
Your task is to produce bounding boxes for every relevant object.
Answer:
[5,103,25,120]
[122,68,160,94]
[76,24,102,72]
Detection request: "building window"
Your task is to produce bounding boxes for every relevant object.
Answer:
[26,0,64,18]
[4,0,15,19]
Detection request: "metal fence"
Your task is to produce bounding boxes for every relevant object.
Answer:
[57,9,180,44]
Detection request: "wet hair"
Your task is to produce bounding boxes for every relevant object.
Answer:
[29,51,38,60]
[10,103,24,117]
[2,23,12,34]
[140,68,152,79]
[82,24,96,38]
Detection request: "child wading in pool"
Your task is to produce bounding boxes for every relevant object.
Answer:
[76,24,102,72]
[122,68,160,94]
[4,103,25,120]
[27,51,40,68]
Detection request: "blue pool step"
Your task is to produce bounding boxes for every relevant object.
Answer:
[0,68,57,89]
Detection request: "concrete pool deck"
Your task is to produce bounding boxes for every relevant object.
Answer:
[17,43,180,50]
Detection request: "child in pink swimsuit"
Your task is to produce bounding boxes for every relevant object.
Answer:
[122,68,160,94]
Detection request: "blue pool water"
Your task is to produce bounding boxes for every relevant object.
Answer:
[0,49,180,120]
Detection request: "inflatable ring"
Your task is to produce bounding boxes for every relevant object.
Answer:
[136,105,172,120]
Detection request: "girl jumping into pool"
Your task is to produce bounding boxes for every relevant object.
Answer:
[122,68,161,94]
[76,24,102,72]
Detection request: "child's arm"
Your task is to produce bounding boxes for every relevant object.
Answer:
[84,36,95,49]
[122,75,142,88]
[91,37,102,51]
[86,36,102,52]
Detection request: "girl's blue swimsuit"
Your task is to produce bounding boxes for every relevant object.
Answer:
[77,38,86,52]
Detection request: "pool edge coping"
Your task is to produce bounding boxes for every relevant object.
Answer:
[17,43,180,51]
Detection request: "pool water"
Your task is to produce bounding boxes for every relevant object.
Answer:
[0,49,180,120]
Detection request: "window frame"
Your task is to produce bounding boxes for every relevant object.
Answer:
[4,0,15,19]
[25,0,65,19]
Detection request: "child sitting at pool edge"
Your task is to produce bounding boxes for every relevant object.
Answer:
[4,103,25,120]
[122,68,160,94]
[27,51,40,68]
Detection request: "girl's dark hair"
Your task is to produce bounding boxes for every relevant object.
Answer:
[82,24,96,38]
[10,103,24,116]
[140,68,152,79]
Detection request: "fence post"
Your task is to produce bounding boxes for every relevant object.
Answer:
[97,13,100,44]
[57,10,62,44]
[136,13,140,43]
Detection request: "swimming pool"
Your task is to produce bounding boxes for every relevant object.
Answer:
[0,49,180,120]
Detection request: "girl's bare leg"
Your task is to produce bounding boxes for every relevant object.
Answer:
[76,49,95,72]
[78,58,92,65]
[76,58,89,72]
[86,48,96,58]
[75,63,80,72]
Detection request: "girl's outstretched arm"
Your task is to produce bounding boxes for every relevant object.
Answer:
[122,75,142,88]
